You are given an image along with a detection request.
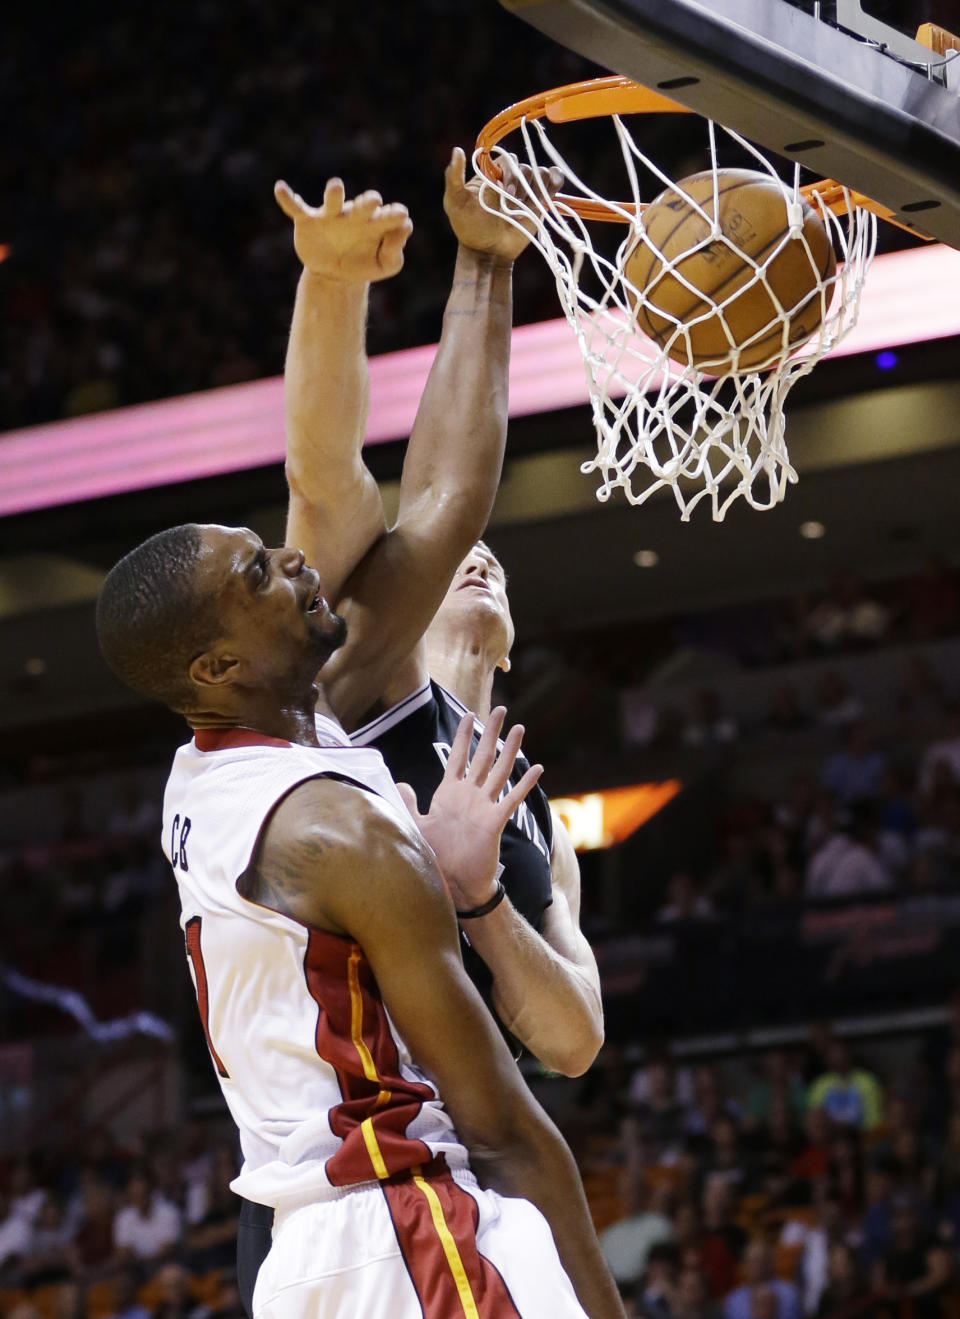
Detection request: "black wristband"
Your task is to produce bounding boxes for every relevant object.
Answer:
[456,881,506,920]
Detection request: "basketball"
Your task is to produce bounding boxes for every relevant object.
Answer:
[624,168,837,373]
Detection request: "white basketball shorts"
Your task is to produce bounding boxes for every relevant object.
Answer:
[252,1163,589,1319]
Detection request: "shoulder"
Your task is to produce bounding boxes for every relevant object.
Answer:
[260,775,428,888]
[253,775,443,934]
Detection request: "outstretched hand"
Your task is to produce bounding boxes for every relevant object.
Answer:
[443,146,563,263]
[274,178,414,283]
[397,708,543,914]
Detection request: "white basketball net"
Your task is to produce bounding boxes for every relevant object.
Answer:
[475,115,878,520]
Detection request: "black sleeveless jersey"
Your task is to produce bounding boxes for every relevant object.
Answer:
[351,679,554,1046]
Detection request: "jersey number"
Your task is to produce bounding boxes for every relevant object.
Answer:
[184,916,229,1079]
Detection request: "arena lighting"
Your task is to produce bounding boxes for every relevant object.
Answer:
[799,520,826,539]
[875,350,898,369]
[0,244,10,264]
[550,781,682,852]
[633,549,659,567]
[1,245,959,518]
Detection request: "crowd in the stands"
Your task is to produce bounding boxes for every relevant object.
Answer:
[6,1009,960,1319]
[0,1122,243,1319]
[0,0,594,433]
[563,1008,960,1319]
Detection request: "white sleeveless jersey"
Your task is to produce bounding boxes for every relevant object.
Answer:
[161,712,468,1215]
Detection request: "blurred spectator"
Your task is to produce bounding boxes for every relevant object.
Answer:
[745,1052,808,1130]
[805,804,893,899]
[674,1265,723,1319]
[861,1162,898,1268]
[21,1194,78,1286]
[804,576,890,652]
[107,783,161,842]
[722,1239,800,1319]
[919,711,960,795]
[766,685,810,734]
[600,1169,675,1289]
[658,873,716,923]
[113,1174,181,1263]
[792,1108,834,1183]
[872,1098,938,1202]
[695,1116,751,1200]
[808,1039,884,1132]
[825,1131,865,1225]
[815,1242,877,1319]
[815,675,864,732]
[681,689,739,750]
[72,1175,117,1273]
[821,725,887,807]
[686,1066,742,1139]
[897,658,949,730]
[915,779,960,877]
[103,1267,152,1319]
[153,1262,209,1319]
[876,768,917,877]
[642,1241,683,1319]
[184,1146,238,1276]
[780,1195,847,1316]
[700,1177,747,1300]
[0,1187,30,1275]
[8,1160,45,1227]
[627,1054,691,1162]
[871,1197,952,1319]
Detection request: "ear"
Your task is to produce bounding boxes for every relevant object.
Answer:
[189,650,240,688]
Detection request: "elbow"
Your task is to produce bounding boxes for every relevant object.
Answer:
[540,1017,605,1080]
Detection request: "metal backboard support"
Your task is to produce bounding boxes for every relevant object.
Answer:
[500,0,960,247]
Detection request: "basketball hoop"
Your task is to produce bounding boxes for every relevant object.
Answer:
[475,77,881,521]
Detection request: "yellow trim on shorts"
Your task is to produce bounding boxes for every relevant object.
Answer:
[347,945,391,1177]
[412,1167,481,1319]
[360,1116,389,1180]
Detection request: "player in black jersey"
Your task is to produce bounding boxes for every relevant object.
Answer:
[350,541,602,1073]
[236,152,598,1319]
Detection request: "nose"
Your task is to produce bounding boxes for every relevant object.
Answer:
[463,557,488,580]
[276,547,306,576]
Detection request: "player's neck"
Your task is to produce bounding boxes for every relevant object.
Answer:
[188,686,325,747]
[426,633,500,722]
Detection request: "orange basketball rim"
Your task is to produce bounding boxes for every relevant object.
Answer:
[475,75,916,234]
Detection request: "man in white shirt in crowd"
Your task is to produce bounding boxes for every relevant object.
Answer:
[113,1174,181,1263]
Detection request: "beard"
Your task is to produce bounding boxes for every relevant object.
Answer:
[309,606,347,669]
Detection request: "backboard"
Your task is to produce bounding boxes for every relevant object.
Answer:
[499,0,960,247]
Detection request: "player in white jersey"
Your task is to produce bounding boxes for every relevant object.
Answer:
[239,150,605,1316]
[96,160,625,1319]
[97,523,624,1319]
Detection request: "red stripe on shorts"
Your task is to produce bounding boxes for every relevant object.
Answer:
[382,1158,522,1319]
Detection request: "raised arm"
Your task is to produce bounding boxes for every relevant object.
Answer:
[251,726,625,1319]
[274,178,412,601]
[322,152,559,728]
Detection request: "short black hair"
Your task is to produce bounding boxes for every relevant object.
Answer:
[96,524,216,711]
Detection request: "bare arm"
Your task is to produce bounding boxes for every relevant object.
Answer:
[316,153,561,728]
[274,179,412,601]
[322,153,525,728]
[468,814,603,1077]
[252,771,625,1319]
[408,778,604,1076]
